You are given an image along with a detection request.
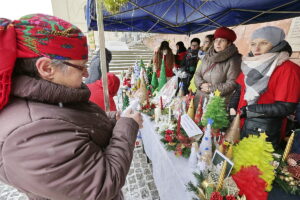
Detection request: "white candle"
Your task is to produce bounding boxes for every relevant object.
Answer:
[154,107,161,124]
[168,106,172,123]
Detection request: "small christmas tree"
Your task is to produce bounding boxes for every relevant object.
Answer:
[122,93,129,111]
[157,58,167,91]
[133,61,140,82]
[201,90,229,130]
[151,71,158,92]
[187,97,195,120]
[145,63,153,86]
[139,59,145,69]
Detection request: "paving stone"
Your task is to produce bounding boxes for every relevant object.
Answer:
[134,162,141,168]
[136,173,143,180]
[130,190,141,199]
[151,190,160,200]
[128,175,137,184]
[147,181,156,191]
[146,174,154,181]
[141,162,148,168]
[143,167,151,175]
[140,187,150,199]
[134,167,142,174]
[138,180,146,187]
[129,184,138,192]
[128,168,134,176]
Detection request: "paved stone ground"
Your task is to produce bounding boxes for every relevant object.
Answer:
[0,144,159,200]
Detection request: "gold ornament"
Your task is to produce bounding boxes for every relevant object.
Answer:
[290,181,296,186]
[219,144,225,154]
[223,177,240,196]
[197,187,207,200]
[225,114,240,144]
[282,131,295,162]
[216,161,227,191]
[187,98,195,120]
[201,180,209,188]
[225,144,233,160]
[214,89,221,97]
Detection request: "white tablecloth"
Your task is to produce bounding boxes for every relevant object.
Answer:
[140,115,196,200]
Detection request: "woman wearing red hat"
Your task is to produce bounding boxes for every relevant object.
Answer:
[0,14,143,200]
[194,27,242,105]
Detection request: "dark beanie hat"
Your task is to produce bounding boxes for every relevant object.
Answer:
[214,27,237,42]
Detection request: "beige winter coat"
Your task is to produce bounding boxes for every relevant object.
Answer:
[194,44,242,104]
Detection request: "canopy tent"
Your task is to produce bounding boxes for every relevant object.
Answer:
[86,0,300,111]
[86,0,300,35]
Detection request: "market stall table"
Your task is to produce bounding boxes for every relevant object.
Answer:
[139,114,196,200]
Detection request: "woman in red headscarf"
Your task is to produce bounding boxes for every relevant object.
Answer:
[0,14,142,200]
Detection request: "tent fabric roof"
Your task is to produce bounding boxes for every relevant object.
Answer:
[86,0,300,34]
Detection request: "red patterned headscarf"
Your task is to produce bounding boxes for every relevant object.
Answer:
[0,14,88,109]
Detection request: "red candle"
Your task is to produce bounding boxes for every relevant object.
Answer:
[194,96,203,124]
[160,96,163,110]
[146,90,150,106]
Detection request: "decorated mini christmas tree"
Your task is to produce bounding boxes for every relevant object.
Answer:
[133,61,140,82]
[201,90,229,130]
[136,72,148,103]
[187,97,195,120]
[177,81,185,97]
[145,63,153,87]
[189,142,199,169]
[139,59,145,69]
[151,71,158,92]
[197,118,213,171]
[225,114,241,144]
[122,93,129,111]
[157,58,167,91]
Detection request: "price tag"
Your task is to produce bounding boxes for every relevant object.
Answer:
[181,114,203,138]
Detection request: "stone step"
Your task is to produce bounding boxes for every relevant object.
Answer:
[111,51,152,55]
[110,59,151,64]
[109,66,131,71]
[112,54,152,59]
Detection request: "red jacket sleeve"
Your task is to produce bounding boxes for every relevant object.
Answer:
[273,61,300,103]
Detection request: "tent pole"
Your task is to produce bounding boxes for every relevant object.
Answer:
[96,0,110,112]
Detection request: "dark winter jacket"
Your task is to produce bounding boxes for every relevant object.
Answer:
[180,49,199,77]
[233,60,300,149]
[0,75,138,200]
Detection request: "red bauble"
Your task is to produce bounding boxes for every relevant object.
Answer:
[165,134,173,142]
[210,192,223,200]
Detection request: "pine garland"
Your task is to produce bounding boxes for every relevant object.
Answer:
[159,127,191,158]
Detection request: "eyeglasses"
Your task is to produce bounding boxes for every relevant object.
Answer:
[62,61,87,71]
